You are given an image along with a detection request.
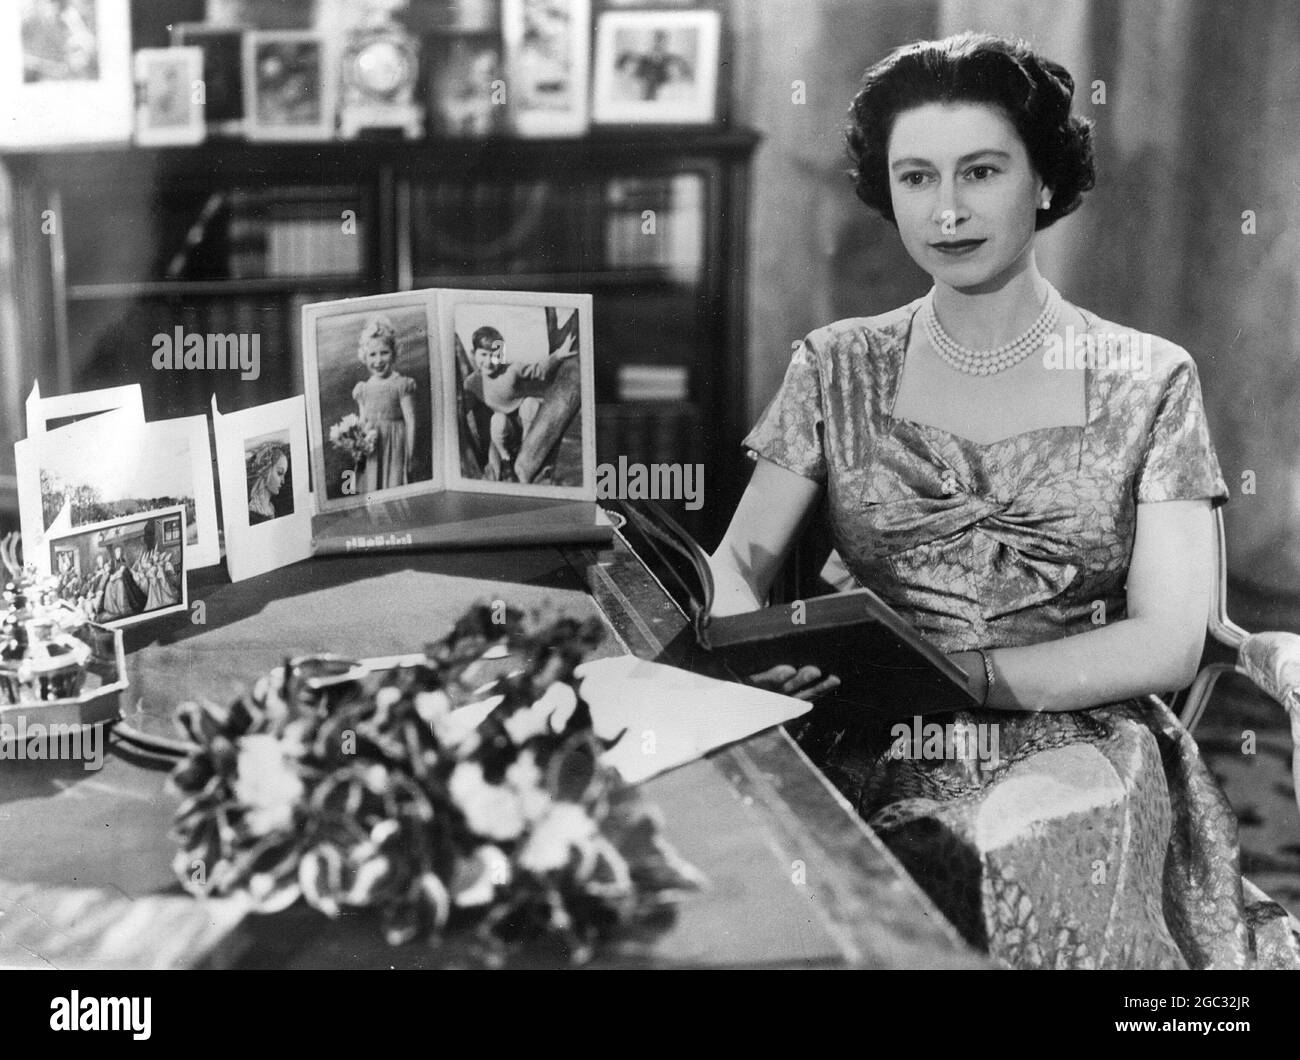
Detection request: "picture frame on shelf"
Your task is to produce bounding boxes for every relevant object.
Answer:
[501,0,591,138]
[425,30,506,139]
[171,23,245,136]
[133,46,206,146]
[0,0,134,149]
[243,30,334,141]
[592,8,721,125]
[46,505,188,629]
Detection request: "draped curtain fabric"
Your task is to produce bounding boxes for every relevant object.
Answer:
[734,0,1300,600]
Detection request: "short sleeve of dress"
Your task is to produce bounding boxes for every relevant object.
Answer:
[741,339,827,483]
[399,374,416,396]
[1134,356,1229,507]
[352,380,365,402]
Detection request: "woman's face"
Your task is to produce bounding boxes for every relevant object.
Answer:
[267,454,288,496]
[886,102,1047,293]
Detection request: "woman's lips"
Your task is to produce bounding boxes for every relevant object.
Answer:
[929,239,986,256]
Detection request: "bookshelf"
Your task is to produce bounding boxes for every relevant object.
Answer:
[0,128,758,538]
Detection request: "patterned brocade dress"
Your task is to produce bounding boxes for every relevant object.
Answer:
[743,297,1300,969]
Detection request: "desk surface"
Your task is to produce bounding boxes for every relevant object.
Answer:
[0,536,984,969]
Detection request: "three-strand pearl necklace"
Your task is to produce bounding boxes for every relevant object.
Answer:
[921,282,1062,376]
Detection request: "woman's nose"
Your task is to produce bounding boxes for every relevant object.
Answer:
[931,179,967,231]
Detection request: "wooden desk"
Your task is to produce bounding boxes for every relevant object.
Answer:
[0,534,985,968]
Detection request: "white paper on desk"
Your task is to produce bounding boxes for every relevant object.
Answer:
[578,656,812,785]
[15,407,220,572]
[212,395,312,582]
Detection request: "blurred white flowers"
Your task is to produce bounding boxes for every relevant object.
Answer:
[233,733,304,836]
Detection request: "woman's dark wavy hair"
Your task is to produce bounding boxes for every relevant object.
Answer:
[845,32,1095,230]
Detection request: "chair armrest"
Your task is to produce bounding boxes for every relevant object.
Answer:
[1237,632,1300,814]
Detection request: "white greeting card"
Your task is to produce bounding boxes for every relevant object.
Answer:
[25,381,144,437]
[212,395,312,583]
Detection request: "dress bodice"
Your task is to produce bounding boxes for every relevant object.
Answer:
[743,298,1229,654]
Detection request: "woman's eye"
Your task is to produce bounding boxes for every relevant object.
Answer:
[898,171,931,187]
[965,165,997,180]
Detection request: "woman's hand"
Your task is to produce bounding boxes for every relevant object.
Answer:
[748,663,841,700]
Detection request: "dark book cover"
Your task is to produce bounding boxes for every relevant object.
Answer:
[616,499,983,719]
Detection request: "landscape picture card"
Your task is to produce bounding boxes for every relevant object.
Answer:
[212,395,312,582]
[48,505,188,629]
[15,407,220,573]
[302,287,596,521]
[25,380,144,436]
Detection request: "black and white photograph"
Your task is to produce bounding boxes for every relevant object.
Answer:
[501,0,590,137]
[302,292,438,513]
[592,8,720,124]
[426,32,504,138]
[133,46,205,146]
[4,0,1300,1007]
[211,393,312,583]
[448,293,595,498]
[0,0,131,147]
[243,30,332,141]
[172,22,246,134]
[244,428,293,524]
[46,505,187,628]
[20,0,98,82]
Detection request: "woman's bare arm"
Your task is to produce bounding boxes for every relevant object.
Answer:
[708,457,824,615]
[958,499,1213,712]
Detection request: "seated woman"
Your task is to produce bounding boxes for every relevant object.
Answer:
[710,31,1300,969]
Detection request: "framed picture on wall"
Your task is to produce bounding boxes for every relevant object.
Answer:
[0,0,134,148]
[133,47,205,146]
[501,0,591,138]
[592,8,721,125]
[243,30,334,141]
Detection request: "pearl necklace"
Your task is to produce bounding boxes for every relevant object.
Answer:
[921,283,1062,376]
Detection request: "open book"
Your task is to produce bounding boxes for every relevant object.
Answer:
[617,500,983,719]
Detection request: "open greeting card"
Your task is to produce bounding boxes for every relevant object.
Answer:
[301,287,612,555]
[16,387,220,576]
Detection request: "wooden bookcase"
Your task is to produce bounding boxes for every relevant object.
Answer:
[0,127,758,539]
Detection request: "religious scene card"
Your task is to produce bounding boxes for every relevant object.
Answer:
[47,505,188,629]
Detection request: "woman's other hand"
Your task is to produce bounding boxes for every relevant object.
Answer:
[748,663,842,700]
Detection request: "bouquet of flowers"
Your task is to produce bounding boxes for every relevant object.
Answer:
[327,413,379,466]
[168,603,704,964]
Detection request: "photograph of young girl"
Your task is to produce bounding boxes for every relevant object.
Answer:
[244,429,293,524]
[306,299,435,511]
[452,300,588,492]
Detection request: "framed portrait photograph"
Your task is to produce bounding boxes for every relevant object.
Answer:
[212,394,312,582]
[0,0,133,148]
[426,31,505,138]
[501,0,591,137]
[302,291,443,515]
[243,30,334,141]
[172,22,245,135]
[46,505,188,629]
[592,8,721,125]
[133,46,205,146]
[442,289,596,501]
